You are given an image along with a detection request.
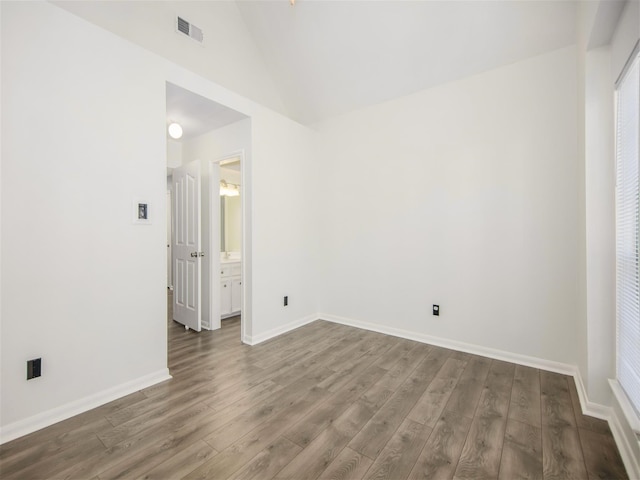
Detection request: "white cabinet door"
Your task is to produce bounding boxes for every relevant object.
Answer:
[220,279,232,316]
[231,277,242,313]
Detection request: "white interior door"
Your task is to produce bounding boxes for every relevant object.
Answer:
[173,160,202,331]
[167,190,172,289]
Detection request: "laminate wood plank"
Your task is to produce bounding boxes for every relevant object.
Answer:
[322,331,397,373]
[478,360,515,417]
[408,358,466,427]
[185,380,338,480]
[0,390,144,463]
[372,338,420,370]
[362,418,432,480]
[540,371,576,428]
[508,365,541,427]
[437,357,468,378]
[319,447,374,480]
[138,370,217,400]
[444,355,492,418]
[100,381,232,448]
[454,414,506,479]
[204,368,334,452]
[373,343,432,391]
[203,378,282,412]
[350,348,450,459]
[0,416,112,476]
[317,346,385,393]
[275,393,390,480]
[2,435,106,480]
[578,427,628,480]
[95,403,220,479]
[226,436,302,480]
[498,419,542,480]
[56,403,219,480]
[137,440,217,480]
[269,331,367,386]
[251,323,346,370]
[541,423,587,480]
[120,381,282,456]
[167,325,242,354]
[408,411,473,480]
[284,364,388,448]
[453,361,514,480]
[168,343,249,375]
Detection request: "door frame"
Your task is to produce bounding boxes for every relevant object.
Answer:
[209,150,246,340]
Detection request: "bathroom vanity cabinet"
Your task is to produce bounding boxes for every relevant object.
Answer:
[221,261,241,318]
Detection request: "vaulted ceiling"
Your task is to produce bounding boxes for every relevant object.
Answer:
[236,0,578,124]
[56,0,579,126]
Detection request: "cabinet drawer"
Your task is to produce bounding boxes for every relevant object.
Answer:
[221,262,241,278]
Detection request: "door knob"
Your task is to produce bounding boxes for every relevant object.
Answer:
[198,252,205,257]
[190,252,197,257]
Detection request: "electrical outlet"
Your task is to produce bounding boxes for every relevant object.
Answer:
[284,296,288,306]
[433,305,440,316]
[27,358,41,380]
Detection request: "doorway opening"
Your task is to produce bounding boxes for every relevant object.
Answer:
[165,81,251,346]
[210,153,244,337]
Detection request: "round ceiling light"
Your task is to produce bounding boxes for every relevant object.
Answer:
[168,122,183,139]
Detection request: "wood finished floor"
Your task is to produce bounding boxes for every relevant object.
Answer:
[0,297,628,480]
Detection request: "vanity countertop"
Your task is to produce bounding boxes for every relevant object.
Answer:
[221,258,241,264]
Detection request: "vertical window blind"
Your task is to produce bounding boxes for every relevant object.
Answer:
[616,48,640,416]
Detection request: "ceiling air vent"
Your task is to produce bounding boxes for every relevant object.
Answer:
[176,16,203,44]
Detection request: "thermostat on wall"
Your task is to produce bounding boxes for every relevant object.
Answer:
[132,198,151,225]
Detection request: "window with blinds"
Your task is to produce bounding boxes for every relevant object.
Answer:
[616,47,640,416]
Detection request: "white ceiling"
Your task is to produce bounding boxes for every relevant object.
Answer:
[236,0,578,124]
[64,1,581,129]
[166,82,248,140]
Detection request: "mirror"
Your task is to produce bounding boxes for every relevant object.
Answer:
[220,160,241,253]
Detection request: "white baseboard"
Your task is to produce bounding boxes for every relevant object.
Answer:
[243,314,317,345]
[0,369,172,445]
[609,379,640,479]
[320,312,579,375]
[609,412,640,480]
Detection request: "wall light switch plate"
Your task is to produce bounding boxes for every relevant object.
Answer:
[132,198,152,225]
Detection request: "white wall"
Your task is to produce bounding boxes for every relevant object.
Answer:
[317,46,581,366]
[250,112,320,342]
[585,45,615,406]
[1,1,169,438]
[166,139,182,169]
[1,1,320,441]
[53,0,287,118]
[181,115,320,342]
